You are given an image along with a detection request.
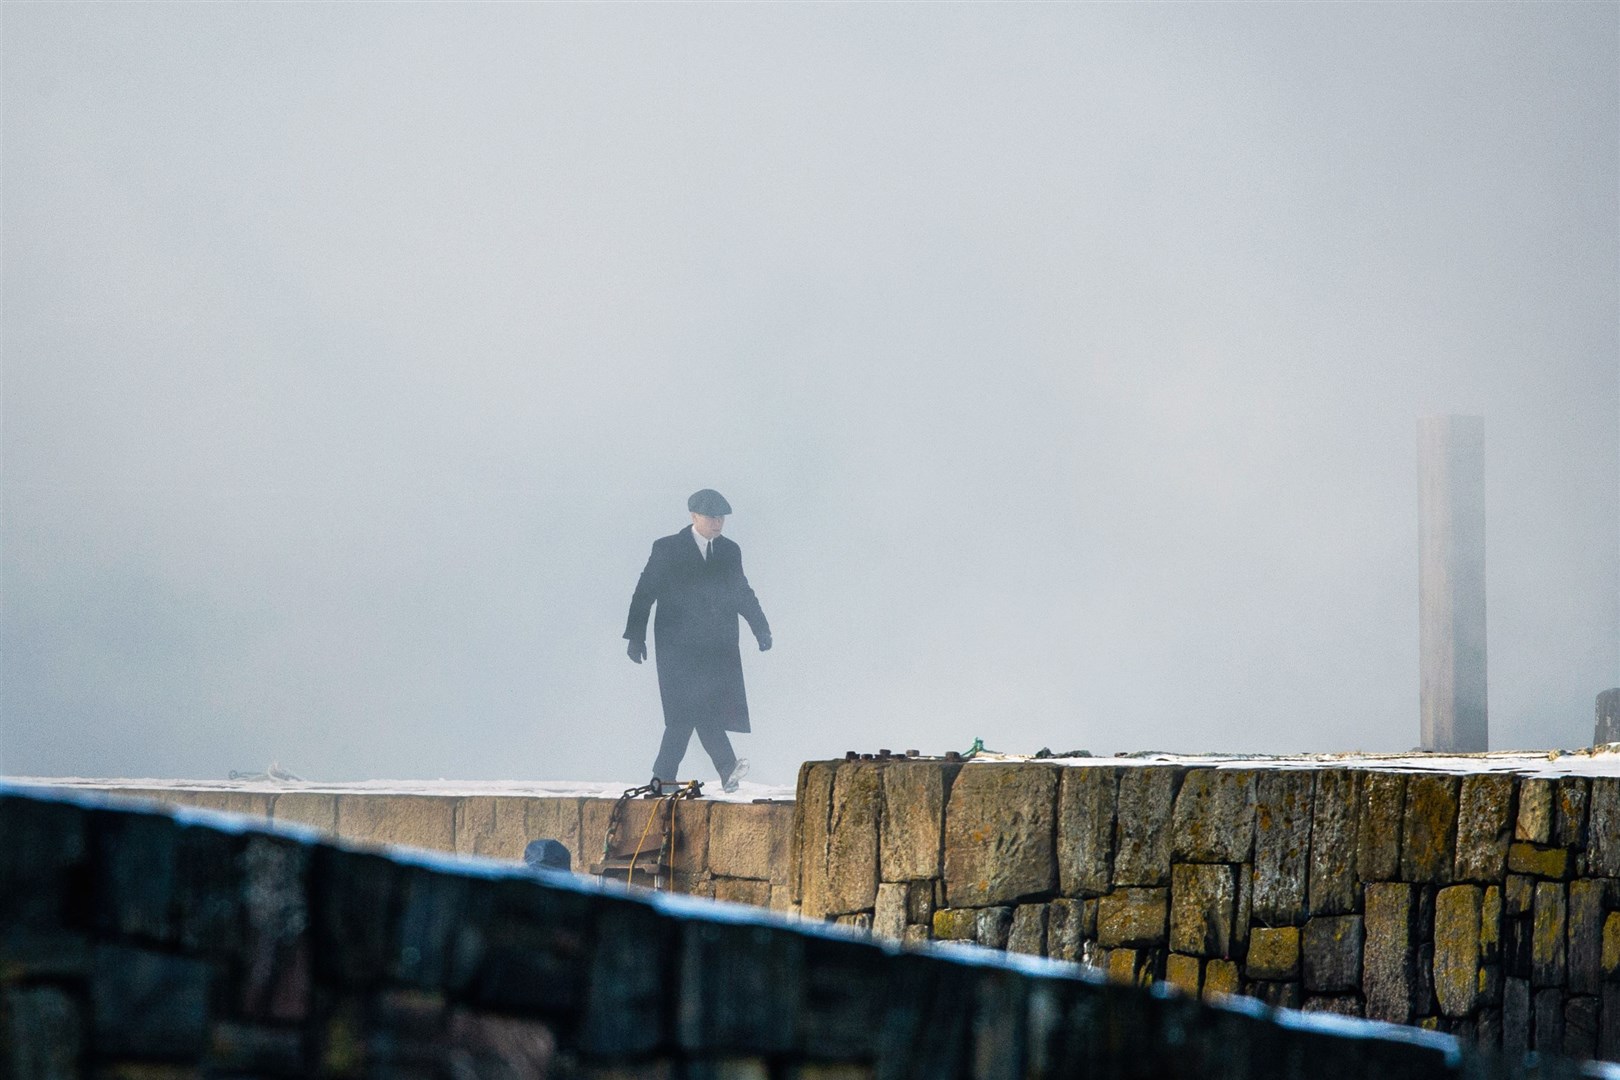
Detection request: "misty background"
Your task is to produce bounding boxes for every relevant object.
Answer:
[3,3,1616,786]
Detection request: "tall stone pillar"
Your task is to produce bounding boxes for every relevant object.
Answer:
[1418,415,1488,752]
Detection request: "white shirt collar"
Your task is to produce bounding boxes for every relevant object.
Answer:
[692,527,716,558]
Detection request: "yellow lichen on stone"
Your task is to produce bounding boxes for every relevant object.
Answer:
[1433,885,1481,1017]
[1602,911,1620,977]
[1165,953,1202,996]
[1245,926,1300,980]
[931,908,977,941]
[1203,958,1240,999]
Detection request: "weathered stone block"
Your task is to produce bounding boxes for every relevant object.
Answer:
[91,943,211,1059]
[873,882,906,941]
[1203,958,1240,999]
[1302,996,1362,1017]
[336,794,456,852]
[1171,769,1256,863]
[678,919,802,1054]
[824,764,882,916]
[1056,766,1117,897]
[1567,878,1605,994]
[902,924,930,947]
[452,796,530,860]
[1105,947,1139,985]
[1097,887,1167,948]
[1165,953,1201,996]
[1169,863,1236,958]
[1243,980,1300,1010]
[1505,873,1534,915]
[714,878,772,908]
[271,792,338,835]
[1046,898,1083,962]
[1356,772,1405,882]
[1252,771,1312,925]
[1453,774,1512,882]
[1363,882,1417,1023]
[1604,911,1620,978]
[710,802,778,881]
[1245,927,1299,980]
[1602,983,1620,1062]
[1507,842,1571,880]
[1554,776,1589,848]
[976,907,1013,949]
[1113,768,1181,886]
[1433,885,1481,1017]
[1008,904,1048,956]
[1516,779,1553,843]
[834,913,871,932]
[4,986,81,1080]
[880,762,958,883]
[792,761,836,906]
[1532,882,1567,987]
[1307,770,1360,916]
[1533,987,1564,1053]
[1303,915,1363,993]
[931,908,977,941]
[1400,775,1458,884]
[1589,778,1620,877]
[942,764,1058,908]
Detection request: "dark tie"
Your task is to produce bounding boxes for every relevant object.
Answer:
[705,540,713,561]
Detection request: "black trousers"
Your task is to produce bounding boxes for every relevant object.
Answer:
[652,719,737,783]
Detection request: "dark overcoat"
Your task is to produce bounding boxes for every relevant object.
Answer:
[624,526,770,733]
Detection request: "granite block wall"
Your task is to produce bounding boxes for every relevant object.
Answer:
[4,785,1603,1080]
[793,760,1620,1065]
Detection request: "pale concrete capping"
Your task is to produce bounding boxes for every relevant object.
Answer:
[334,793,457,853]
[271,792,338,835]
[709,801,791,882]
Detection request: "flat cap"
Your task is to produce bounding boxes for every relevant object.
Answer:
[687,489,732,516]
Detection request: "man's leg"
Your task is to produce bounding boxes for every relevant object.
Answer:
[652,720,695,783]
[693,721,738,783]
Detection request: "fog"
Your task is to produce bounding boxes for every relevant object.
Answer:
[3,3,1616,786]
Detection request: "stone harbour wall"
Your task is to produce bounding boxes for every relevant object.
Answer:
[792,759,1620,1064]
[4,784,1609,1080]
[63,785,793,908]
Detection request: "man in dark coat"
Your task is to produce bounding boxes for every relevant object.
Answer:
[624,489,772,792]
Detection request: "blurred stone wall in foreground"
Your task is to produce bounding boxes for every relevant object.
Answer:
[793,759,1620,1065]
[3,783,1608,1079]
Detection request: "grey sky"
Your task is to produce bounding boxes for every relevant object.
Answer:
[3,3,1616,785]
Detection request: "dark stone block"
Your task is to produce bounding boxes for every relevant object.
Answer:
[677,919,802,1054]
[1399,775,1458,884]
[0,930,91,980]
[240,835,311,1022]
[1567,879,1605,995]
[366,989,449,1074]
[4,985,82,1080]
[1113,768,1182,886]
[969,968,1028,1080]
[1474,1007,1501,1052]
[173,824,243,956]
[206,1020,307,1076]
[462,878,594,1017]
[1453,774,1513,882]
[1356,773,1405,882]
[1244,980,1301,1010]
[1302,915,1362,993]
[1532,882,1568,987]
[1589,779,1620,877]
[93,809,178,943]
[1601,983,1620,1063]
[1302,995,1363,1018]
[1534,987,1564,1053]
[873,951,975,1080]
[1504,915,1532,980]
[92,943,212,1059]
[312,846,402,988]
[1503,977,1530,1058]
[1307,770,1361,916]
[1363,882,1417,1023]
[580,895,672,1058]
[445,1011,556,1080]
[0,796,88,931]
[392,866,472,988]
[943,764,1058,908]
[1252,771,1312,926]
[1564,995,1599,1061]
[796,934,886,1059]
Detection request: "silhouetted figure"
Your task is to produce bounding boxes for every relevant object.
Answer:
[523,839,572,872]
[625,489,771,793]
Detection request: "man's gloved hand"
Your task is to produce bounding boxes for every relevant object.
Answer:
[627,640,647,664]
[758,633,772,652]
